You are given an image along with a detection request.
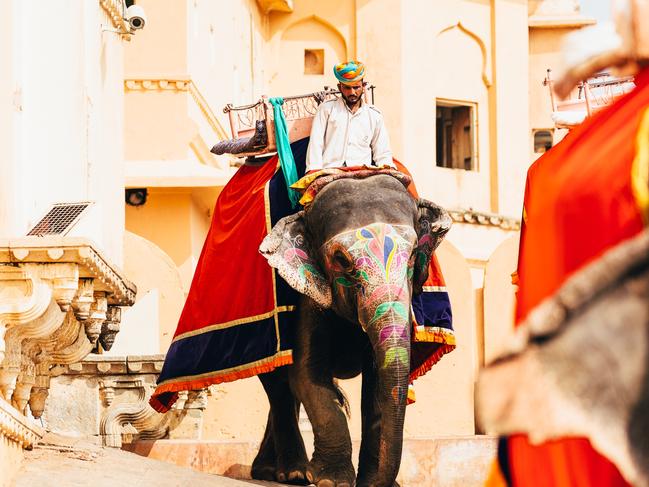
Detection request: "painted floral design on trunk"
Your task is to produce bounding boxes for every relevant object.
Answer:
[323,223,416,404]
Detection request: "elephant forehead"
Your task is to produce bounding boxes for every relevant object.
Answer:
[322,223,417,251]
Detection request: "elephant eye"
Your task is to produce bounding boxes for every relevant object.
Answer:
[333,249,354,273]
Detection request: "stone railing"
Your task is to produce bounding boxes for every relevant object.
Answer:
[44,355,207,448]
[0,237,136,460]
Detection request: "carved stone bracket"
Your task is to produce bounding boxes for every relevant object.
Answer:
[45,355,207,448]
[0,238,136,429]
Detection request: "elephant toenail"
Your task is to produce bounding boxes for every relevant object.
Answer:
[277,472,286,482]
[288,471,304,480]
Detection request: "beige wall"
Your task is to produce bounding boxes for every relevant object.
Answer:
[483,235,519,364]
[118,231,185,353]
[0,1,126,264]
[126,189,210,291]
[402,0,493,211]
[268,0,354,97]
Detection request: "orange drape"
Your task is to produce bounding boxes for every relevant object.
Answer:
[499,66,649,487]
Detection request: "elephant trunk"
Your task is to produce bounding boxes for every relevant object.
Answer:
[362,307,411,486]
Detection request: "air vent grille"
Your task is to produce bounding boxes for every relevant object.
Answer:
[27,202,92,236]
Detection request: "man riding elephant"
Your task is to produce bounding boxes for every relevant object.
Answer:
[307,60,395,171]
[150,60,455,487]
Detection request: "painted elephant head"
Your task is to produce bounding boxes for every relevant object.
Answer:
[260,174,450,482]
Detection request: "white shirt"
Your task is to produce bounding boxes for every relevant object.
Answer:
[306,97,394,171]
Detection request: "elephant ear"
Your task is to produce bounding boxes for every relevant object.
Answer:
[259,211,332,308]
[413,199,452,295]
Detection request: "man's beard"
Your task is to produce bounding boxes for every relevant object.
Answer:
[342,92,361,107]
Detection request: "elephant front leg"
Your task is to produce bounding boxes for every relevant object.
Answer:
[253,370,309,485]
[357,347,381,485]
[290,304,355,487]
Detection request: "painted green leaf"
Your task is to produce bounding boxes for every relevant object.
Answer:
[335,276,354,287]
[383,347,409,368]
[370,301,409,324]
[300,263,323,280]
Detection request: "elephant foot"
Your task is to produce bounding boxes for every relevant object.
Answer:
[250,462,276,481]
[252,458,309,485]
[306,457,355,487]
[357,480,400,487]
[276,457,309,485]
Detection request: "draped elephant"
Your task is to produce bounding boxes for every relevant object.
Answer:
[254,173,451,487]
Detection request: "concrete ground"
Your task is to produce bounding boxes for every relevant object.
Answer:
[15,434,283,487]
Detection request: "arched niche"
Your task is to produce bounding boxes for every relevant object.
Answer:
[269,16,348,96]
[434,22,491,98]
[436,22,491,90]
[120,231,185,353]
[483,234,519,364]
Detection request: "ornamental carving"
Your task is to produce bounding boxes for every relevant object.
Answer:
[45,355,206,448]
[0,238,136,451]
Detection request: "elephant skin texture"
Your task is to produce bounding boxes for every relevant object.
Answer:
[256,174,450,487]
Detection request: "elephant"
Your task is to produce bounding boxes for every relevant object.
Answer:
[254,172,451,487]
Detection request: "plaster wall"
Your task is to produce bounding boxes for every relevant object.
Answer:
[267,0,354,97]
[491,0,530,217]
[400,0,493,213]
[117,231,185,353]
[483,235,519,364]
[0,0,125,264]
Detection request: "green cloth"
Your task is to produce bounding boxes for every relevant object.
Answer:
[269,97,300,208]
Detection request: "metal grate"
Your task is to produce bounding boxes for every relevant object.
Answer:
[27,202,92,236]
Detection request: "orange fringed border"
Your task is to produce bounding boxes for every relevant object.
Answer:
[149,351,293,413]
[413,327,456,345]
[408,343,457,384]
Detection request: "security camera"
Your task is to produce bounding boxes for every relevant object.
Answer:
[124,5,147,31]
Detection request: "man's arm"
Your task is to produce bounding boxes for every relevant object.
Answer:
[370,111,395,167]
[306,103,329,172]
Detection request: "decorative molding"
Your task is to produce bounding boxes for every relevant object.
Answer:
[437,22,492,88]
[449,209,521,231]
[99,0,131,39]
[256,0,294,14]
[48,354,206,448]
[528,16,596,28]
[124,78,230,142]
[0,238,136,425]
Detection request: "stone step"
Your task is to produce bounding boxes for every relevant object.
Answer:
[16,433,279,487]
[123,436,498,486]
